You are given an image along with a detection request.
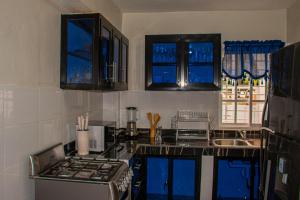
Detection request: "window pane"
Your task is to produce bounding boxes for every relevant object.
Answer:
[252,102,265,124]
[222,102,235,123]
[237,78,250,101]
[253,79,266,101]
[152,65,177,83]
[153,43,176,63]
[237,102,250,124]
[222,78,235,100]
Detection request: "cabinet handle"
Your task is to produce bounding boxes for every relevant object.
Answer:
[164,179,168,191]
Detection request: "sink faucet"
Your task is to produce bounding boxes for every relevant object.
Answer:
[239,130,247,140]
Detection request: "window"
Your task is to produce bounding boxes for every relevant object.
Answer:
[221,73,267,126]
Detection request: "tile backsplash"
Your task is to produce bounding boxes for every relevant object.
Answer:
[103,90,221,130]
[0,0,105,199]
[0,85,102,200]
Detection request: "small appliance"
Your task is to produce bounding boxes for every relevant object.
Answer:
[87,121,116,152]
[126,107,138,137]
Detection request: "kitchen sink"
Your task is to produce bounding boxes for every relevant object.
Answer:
[213,138,262,148]
[213,139,248,147]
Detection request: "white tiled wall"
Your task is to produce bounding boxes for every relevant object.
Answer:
[102,91,221,129]
[0,0,112,199]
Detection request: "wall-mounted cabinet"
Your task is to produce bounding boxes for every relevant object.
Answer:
[60,13,128,91]
[145,34,221,91]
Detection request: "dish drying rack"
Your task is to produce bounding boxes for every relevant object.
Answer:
[175,111,210,140]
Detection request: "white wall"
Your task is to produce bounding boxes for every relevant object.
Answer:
[0,0,121,200]
[287,0,300,43]
[103,10,287,129]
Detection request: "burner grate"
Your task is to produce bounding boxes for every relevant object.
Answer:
[40,158,123,182]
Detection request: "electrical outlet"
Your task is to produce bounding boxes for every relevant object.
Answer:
[279,157,287,173]
[282,173,288,184]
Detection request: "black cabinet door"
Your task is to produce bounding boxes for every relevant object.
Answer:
[145,34,221,91]
[120,37,129,88]
[183,34,221,90]
[100,20,128,91]
[111,30,128,91]
[60,14,100,90]
[100,17,113,88]
[145,35,182,90]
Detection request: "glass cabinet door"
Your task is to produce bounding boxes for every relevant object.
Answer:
[152,43,178,84]
[120,40,128,83]
[66,18,95,84]
[100,26,112,84]
[60,14,100,90]
[113,35,121,83]
[186,42,214,84]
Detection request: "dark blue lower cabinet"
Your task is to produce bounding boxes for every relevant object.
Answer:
[146,157,198,200]
[172,159,196,199]
[214,158,260,200]
[147,157,169,199]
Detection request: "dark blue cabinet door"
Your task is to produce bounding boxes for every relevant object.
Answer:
[66,18,95,84]
[187,42,214,84]
[216,160,253,199]
[152,43,178,84]
[147,157,168,197]
[172,159,196,199]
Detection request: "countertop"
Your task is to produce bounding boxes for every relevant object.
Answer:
[66,130,262,161]
[93,137,262,161]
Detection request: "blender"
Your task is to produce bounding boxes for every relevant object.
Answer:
[126,107,138,137]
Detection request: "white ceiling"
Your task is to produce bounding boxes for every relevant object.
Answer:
[112,0,296,13]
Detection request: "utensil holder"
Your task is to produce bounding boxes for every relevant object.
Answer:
[76,130,89,156]
[150,127,156,138]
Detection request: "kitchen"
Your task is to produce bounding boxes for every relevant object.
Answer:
[0,0,300,200]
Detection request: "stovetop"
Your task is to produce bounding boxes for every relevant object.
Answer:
[40,158,123,182]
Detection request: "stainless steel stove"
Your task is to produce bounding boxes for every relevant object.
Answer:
[29,143,132,200]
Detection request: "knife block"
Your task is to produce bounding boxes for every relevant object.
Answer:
[76,130,89,156]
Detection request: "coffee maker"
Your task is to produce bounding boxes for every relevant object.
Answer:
[126,107,138,137]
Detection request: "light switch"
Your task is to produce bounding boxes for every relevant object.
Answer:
[282,173,288,184]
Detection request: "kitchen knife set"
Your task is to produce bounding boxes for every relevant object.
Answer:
[77,113,89,131]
